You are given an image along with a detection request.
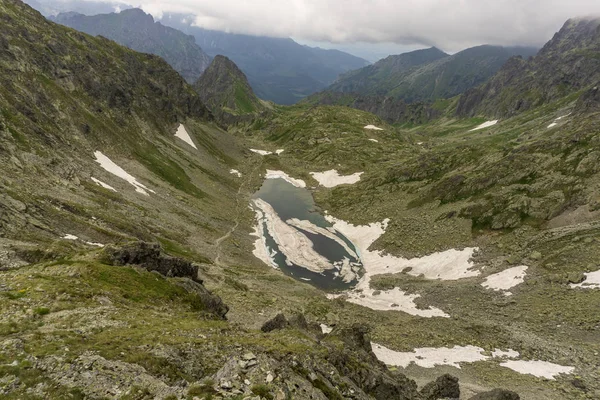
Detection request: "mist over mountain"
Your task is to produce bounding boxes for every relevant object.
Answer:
[160,13,370,104]
[51,8,211,83]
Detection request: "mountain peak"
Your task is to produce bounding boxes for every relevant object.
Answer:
[194,55,265,121]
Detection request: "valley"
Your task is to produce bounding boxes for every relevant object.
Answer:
[1,1,600,399]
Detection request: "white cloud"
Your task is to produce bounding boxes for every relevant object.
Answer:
[37,0,600,51]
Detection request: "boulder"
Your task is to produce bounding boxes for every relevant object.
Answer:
[261,314,289,333]
[421,374,460,399]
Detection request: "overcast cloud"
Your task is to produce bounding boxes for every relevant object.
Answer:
[44,0,600,52]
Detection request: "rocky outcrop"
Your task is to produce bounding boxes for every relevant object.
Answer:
[326,324,423,400]
[102,242,229,319]
[103,242,200,281]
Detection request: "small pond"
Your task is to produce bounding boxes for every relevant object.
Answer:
[251,178,363,290]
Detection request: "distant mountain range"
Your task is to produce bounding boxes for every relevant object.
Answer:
[325,45,539,103]
[158,14,371,105]
[41,5,371,105]
[51,9,212,83]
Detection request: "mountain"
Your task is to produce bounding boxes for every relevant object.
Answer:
[194,55,267,124]
[159,14,371,105]
[326,45,538,103]
[51,8,212,83]
[3,1,600,398]
[0,1,497,399]
[329,47,449,93]
[458,17,600,118]
[305,91,441,125]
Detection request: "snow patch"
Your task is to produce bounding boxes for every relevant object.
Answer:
[250,206,277,268]
[174,124,197,149]
[368,139,379,143]
[265,170,306,188]
[500,360,575,380]
[310,170,363,188]
[325,214,479,317]
[570,269,600,289]
[94,151,154,196]
[320,324,333,334]
[91,177,117,192]
[482,266,528,295]
[364,125,383,130]
[250,149,273,155]
[548,114,570,129]
[230,169,242,178]
[85,242,105,248]
[63,234,79,240]
[276,149,285,155]
[373,344,489,369]
[470,120,498,131]
[373,343,521,369]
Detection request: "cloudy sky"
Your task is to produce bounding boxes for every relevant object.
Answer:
[35,0,600,59]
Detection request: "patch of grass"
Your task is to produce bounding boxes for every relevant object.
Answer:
[133,144,207,200]
[34,307,50,316]
[251,384,273,400]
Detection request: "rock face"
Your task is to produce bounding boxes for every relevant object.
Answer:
[458,17,600,118]
[326,45,537,103]
[51,9,212,83]
[194,55,266,124]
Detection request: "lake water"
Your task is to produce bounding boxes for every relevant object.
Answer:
[252,178,363,290]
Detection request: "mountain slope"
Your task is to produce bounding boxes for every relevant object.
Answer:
[194,55,266,123]
[0,2,488,399]
[305,91,442,125]
[160,14,370,105]
[327,45,538,103]
[458,17,600,118]
[51,8,212,83]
